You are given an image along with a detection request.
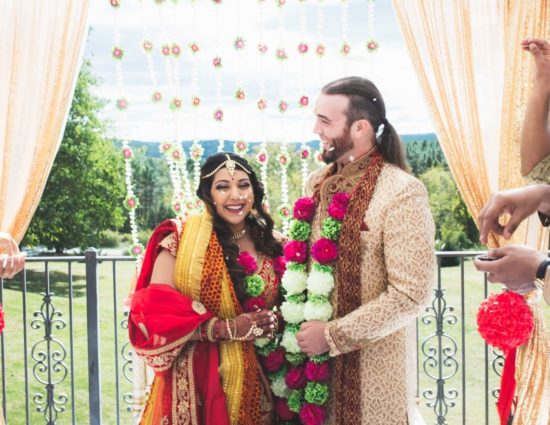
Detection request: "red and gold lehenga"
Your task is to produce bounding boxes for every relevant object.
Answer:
[128,212,281,425]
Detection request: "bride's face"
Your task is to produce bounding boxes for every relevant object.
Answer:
[210,168,254,232]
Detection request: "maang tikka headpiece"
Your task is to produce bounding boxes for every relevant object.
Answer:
[201,154,252,179]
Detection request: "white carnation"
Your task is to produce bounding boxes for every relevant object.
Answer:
[306,269,334,296]
[254,337,270,348]
[280,301,305,324]
[281,269,307,295]
[281,328,301,353]
[303,300,333,321]
[271,375,290,398]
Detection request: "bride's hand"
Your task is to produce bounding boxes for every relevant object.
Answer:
[233,309,276,340]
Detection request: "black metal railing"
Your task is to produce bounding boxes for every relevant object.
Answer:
[0,250,520,424]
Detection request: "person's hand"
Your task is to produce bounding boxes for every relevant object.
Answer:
[473,245,546,292]
[522,38,550,93]
[0,232,26,279]
[220,309,276,341]
[296,320,329,356]
[478,185,550,244]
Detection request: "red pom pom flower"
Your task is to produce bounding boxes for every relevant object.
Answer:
[327,192,351,220]
[0,304,4,334]
[293,197,317,222]
[263,348,286,372]
[304,360,330,382]
[243,296,267,313]
[276,398,295,420]
[284,240,308,263]
[285,366,307,389]
[299,403,326,425]
[237,251,258,275]
[477,291,534,353]
[311,238,338,264]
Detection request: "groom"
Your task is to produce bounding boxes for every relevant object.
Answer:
[296,76,436,425]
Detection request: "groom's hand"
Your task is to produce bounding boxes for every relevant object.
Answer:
[296,320,329,356]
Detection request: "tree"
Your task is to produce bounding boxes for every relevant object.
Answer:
[23,61,125,253]
[405,139,448,176]
[419,166,478,252]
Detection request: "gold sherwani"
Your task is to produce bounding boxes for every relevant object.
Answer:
[306,156,436,425]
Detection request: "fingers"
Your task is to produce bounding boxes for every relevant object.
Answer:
[478,198,505,244]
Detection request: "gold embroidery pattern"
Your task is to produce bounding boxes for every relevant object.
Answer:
[135,333,193,372]
[171,345,197,425]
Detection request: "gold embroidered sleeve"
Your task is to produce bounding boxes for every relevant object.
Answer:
[159,232,178,257]
[526,154,550,184]
[326,179,436,355]
[544,267,550,306]
[133,333,194,372]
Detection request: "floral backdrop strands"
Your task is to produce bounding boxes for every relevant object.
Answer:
[298,0,310,197]
[111,3,143,266]
[211,0,225,152]
[278,192,351,424]
[340,0,351,74]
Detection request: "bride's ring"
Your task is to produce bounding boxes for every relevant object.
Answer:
[251,324,264,337]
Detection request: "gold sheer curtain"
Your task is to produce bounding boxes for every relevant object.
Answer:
[392,0,550,250]
[392,1,550,423]
[0,0,91,242]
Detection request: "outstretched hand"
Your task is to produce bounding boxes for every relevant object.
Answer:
[0,232,26,279]
[478,185,550,244]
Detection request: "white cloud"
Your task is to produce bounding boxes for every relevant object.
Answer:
[86,0,434,142]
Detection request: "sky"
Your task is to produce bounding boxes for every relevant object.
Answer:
[85,0,435,143]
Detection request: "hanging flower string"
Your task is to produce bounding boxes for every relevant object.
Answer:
[278,192,351,425]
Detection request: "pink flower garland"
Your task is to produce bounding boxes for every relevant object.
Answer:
[279,192,351,425]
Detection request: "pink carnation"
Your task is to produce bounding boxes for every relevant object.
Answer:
[276,398,295,420]
[300,403,327,425]
[327,192,351,220]
[263,348,286,372]
[293,197,316,221]
[243,296,267,312]
[284,240,308,263]
[304,360,330,382]
[273,255,287,277]
[237,251,258,275]
[311,238,338,264]
[285,366,307,389]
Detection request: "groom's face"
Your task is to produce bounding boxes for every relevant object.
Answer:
[313,94,354,164]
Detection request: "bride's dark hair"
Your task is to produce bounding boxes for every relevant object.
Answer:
[197,152,282,302]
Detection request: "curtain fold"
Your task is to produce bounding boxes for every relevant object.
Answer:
[392,0,549,250]
[0,0,91,242]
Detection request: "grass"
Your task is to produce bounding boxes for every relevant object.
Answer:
[0,257,549,424]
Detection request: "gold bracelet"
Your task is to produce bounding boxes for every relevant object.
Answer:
[206,318,218,342]
[233,321,264,341]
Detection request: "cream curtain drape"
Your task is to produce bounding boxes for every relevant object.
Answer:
[0,0,91,242]
[392,2,550,424]
[392,0,550,249]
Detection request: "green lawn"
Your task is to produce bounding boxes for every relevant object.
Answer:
[0,257,548,424]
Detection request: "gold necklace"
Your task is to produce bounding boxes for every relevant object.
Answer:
[231,228,247,240]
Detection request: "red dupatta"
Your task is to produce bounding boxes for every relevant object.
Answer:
[128,219,230,425]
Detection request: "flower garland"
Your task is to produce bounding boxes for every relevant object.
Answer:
[236,251,289,403]
[277,192,351,425]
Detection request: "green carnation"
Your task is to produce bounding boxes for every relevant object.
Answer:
[287,389,304,413]
[256,339,278,356]
[290,220,312,241]
[268,365,287,381]
[320,217,342,240]
[311,353,330,363]
[286,352,308,366]
[244,274,265,297]
[313,263,334,274]
[288,262,307,273]
[285,323,301,334]
[308,294,329,304]
[304,382,329,405]
[287,293,306,303]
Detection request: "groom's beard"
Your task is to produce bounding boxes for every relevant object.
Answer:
[322,127,354,164]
